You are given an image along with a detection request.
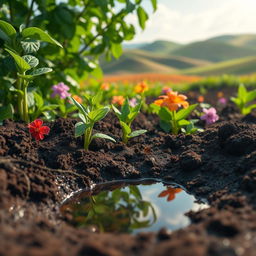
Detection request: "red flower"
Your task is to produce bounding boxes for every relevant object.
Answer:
[28,119,50,141]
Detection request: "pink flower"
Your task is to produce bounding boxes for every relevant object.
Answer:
[28,119,50,141]
[129,98,138,107]
[161,86,172,94]
[218,97,227,105]
[51,82,71,99]
[200,107,219,125]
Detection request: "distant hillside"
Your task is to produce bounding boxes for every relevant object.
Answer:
[182,56,256,76]
[208,34,256,50]
[139,40,182,54]
[101,49,210,74]
[171,41,256,62]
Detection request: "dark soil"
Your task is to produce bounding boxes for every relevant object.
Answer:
[1,91,256,256]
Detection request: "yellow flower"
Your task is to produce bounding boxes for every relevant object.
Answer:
[112,96,125,106]
[154,90,189,111]
[100,83,110,91]
[134,81,148,94]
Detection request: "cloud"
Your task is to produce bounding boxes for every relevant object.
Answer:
[126,0,256,44]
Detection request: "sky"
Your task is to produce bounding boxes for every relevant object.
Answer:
[126,0,256,44]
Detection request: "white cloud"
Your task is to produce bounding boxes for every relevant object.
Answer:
[126,0,256,44]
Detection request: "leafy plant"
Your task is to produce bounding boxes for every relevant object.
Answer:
[70,94,115,151]
[112,98,147,144]
[231,84,256,115]
[0,20,62,122]
[156,104,198,135]
[0,0,157,95]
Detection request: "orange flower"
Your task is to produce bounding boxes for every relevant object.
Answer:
[72,95,83,104]
[197,95,204,103]
[134,81,148,94]
[217,91,224,98]
[154,90,189,111]
[112,96,125,106]
[158,187,182,201]
[100,83,110,91]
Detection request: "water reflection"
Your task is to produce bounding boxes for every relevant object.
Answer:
[61,180,208,234]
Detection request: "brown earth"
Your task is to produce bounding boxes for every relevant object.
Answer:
[0,90,256,256]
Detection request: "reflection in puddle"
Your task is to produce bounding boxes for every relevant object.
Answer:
[61,179,208,234]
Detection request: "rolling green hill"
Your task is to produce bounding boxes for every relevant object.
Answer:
[182,56,256,76]
[171,41,256,62]
[139,40,182,54]
[101,49,211,74]
[208,34,256,50]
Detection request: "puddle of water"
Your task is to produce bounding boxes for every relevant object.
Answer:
[60,179,208,234]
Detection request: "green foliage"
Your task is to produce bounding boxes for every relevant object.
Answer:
[70,94,115,150]
[0,0,157,96]
[0,20,61,122]
[231,84,256,115]
[155,104,198,135]
[112,98,147,143]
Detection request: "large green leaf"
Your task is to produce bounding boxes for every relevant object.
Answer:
[91,133,116,142]
[75,122,87,137]
[175,104,197,121]
[120,121,131,135]
[69,96,88,117]
[22,55,39,68]
[22,27,63,48]
[159,107,172,122]
[136,7,148,30]
[0,20,16,42]
[88,107,110,122]
[150,0,157,11]
[5,48,31,72]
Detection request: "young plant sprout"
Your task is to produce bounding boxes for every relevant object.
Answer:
[70,94,116,151]
[153,90,197,135]
[112,98,147,144]
[231,84,256,115]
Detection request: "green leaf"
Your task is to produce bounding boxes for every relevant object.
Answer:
[129,129,147,138]
[30,68,52,76]
[246,90,256,102]
[238,84,247,99]
[75,122,87,137]
[137,6,149,30]
[5,48,31,72]
[22,27,63,48]
[150,0,157,11]
[159,120,171,133]
[0,20,16,42]
[178,119,190,126]
[129,186,142,199]
[33,92,44,109]
[21,39,40,54]
[111,43,122,59]
[92,92,103,106]
[69,96,88,117]
[112,104,122,119]
[120,121,131,135]
[91,133,116,142]
[88,107,110,122]
[22,55,39,68]
[175,104,197,121]
[120,98,130,122]
[159,107,172,122]
[0,104,13,121]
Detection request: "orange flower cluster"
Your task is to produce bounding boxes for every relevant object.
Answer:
[134,81,148,94]
[154,90,189,111]
[112,95,125,106]
[100,82,110,91]
[158,187,182,202]
[197,95,204,103]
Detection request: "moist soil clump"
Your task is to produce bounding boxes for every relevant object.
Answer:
[0,94,256,256]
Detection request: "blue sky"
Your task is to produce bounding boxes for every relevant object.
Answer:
[126,0,256,44]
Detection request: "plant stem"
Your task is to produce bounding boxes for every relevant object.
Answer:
[121,126,128,144]
[17,77,23,119]
[22,80,29,123]
[84,127,92,151]
[171,111,178,135]
[25,0,35,27]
